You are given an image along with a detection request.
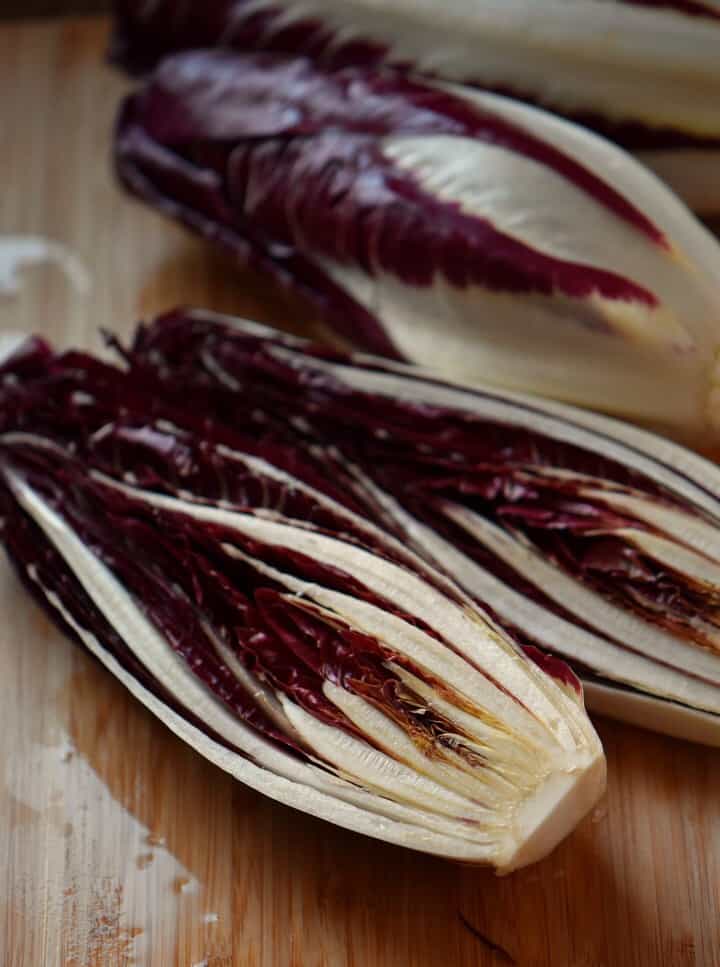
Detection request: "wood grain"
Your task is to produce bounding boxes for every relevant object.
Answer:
[1,17,719,967]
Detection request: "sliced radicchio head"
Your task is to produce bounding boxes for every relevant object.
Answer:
[121,308,720,746]
[0,334,604,871]
[109,0,720,213]
[114,49,720,443]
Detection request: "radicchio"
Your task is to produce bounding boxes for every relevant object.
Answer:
[110,0,720,212]
[115,50,720,443]
[122,308,720,745]
[0,333,605,871]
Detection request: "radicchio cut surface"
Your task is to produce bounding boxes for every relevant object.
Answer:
[0,336,576,749]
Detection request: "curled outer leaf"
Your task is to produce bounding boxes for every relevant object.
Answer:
[124,308,720,747]
[110,0,720,213]
[0,336,604,872]
[115,50,720,443]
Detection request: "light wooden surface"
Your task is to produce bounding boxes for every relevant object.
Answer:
[2,17,720,967]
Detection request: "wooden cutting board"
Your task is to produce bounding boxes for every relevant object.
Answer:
[1,16,719,967]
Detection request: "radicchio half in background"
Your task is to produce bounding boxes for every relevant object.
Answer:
[115,50,720,444]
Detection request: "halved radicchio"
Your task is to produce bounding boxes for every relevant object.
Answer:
[115,50,720,443]
[122,307,720,748]
[0,332,604,872]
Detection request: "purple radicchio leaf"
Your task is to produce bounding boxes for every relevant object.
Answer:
[114,50,720,443]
